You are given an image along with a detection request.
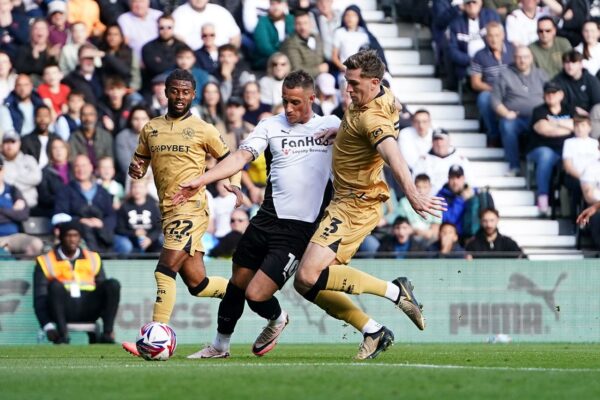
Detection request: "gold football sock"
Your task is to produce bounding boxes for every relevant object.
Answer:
[314,290,370,331]
[325,264,387,297]
[153,270,176,323]
[194,276,228,299]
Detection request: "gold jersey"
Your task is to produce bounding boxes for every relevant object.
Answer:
[135,112,230,214]
[332,86,399,202]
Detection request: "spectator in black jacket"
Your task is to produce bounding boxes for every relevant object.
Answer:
[52,154,116,252]
[214,43,255,103]
[553,50,600,116]
[20,105,60,169]
[466,208,523,258]
[141,14,185,90]
[62,44,105,104]
[376,217,426,259]
[427,222,468,259]
[195,23,219,75]
[34,138,71,217]
[114,179,162,254]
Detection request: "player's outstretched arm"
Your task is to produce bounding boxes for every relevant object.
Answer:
[376,137,447,218]
[171,149,254,206]
[576,202,600,226]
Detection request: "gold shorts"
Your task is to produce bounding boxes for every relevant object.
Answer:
[311,197,382,264]
[162,202,209,256]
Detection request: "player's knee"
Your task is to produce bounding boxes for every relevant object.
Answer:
[244,285,270,302]
[293,269,316,294]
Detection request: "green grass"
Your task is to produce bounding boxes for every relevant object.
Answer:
[2,344,600,400]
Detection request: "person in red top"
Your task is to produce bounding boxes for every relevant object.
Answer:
[37,63,70,116]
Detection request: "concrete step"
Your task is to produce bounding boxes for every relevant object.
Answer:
[513,235,576,248]
[470,161,509,177]
[385,50,421,65]
[471,176,527,189]
[363,10,385,22]
[437,119,479,132]
[496,205,540,218]
[335,0,377,11]
[391,77,442,92]
[368,23,399,37]
[405,104,465,120]
[395,91,460,104]
[499,219,559,236]
[380,37,413,50]
[449,133,486,148]
[397,22,432,40]
[526,253,584,260]
[389,65,434,76]
[490,190,534,206]
[459,147,504,160]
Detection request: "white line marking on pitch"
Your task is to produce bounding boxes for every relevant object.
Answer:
[0,362,598,373]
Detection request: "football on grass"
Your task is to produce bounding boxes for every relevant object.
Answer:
[136,322,177,361]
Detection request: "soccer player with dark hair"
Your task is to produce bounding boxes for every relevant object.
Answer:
[293,50,446,359]
[121,68,243,356]
[172,69,341,358]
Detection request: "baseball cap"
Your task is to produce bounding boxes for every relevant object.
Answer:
[316,73,337,96]
[58,221,83,239]
[2,130,20,143]
[464,0,478,4]
[47,1,67,15]
[543,81,562,93]
[432,128,449,140]
[448,164,465,178]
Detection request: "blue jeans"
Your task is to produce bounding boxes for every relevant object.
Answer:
[113,234,134,254]
[477,91,499,139]
[526,146,561,196]
[500,116,530,170]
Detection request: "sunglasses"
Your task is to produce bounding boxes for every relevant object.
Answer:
[202,33,216,38]
[272,62,288,67]
[537,29,553,33]
[230,218,247,223]
[159,25,173,30]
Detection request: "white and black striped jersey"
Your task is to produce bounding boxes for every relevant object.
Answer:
[239,112,341,224]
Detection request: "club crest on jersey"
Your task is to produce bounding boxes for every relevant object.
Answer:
[150,129,159,137]
[371,128,383,139]
[182,127,195,140]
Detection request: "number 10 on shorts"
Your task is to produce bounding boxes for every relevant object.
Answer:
[282,253,299,281]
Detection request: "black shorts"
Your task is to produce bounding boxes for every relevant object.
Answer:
[232,211,317,288]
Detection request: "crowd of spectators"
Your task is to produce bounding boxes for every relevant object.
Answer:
[2,0,598,259]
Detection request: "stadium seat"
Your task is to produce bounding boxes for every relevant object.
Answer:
[37,322,102,344]
[22,217,52,236]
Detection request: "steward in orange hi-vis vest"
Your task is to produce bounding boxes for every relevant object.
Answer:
[33,222,120,344]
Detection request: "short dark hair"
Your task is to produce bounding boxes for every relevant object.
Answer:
[35,104,51,115]
[392,216,410,227]
[67,90,85,100]
[479,207,499,219]
[343,49,385,80]
[440,222,457,233]
[574,114,591,124]
[104,75,127,89]
[282,70,314,91]
[293,9,310,18]
[562,50,584,63]
[537,16,556,28]
[412,109,430,119]
[127,105,152,129]
[165,68,196,90]
[414,173,431,184]
[175,45,194,57]
[218,43,238,55]
[158,14,174,23]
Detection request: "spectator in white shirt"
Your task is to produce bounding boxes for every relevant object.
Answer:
[116,0,162,61]
[173,0,241,51]
[575,21,600,76]
[581,152,600,206]
[412,128,471,195]
[399,109,433,171]
[505,0,552,46]
[564,115,600,214]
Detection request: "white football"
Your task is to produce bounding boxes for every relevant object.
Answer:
[136,322,177,361]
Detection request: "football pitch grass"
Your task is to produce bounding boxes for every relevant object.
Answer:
[2,344,600,399]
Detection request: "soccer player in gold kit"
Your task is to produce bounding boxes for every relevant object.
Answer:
[294,50,446,359]
[122,69,242,356]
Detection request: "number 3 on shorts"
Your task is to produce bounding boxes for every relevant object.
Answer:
[319,217,342,240]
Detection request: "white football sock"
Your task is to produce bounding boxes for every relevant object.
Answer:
[269,310,288,326]
[385,281,401,302]
[213,332,231,352]
[361,319,383,335]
